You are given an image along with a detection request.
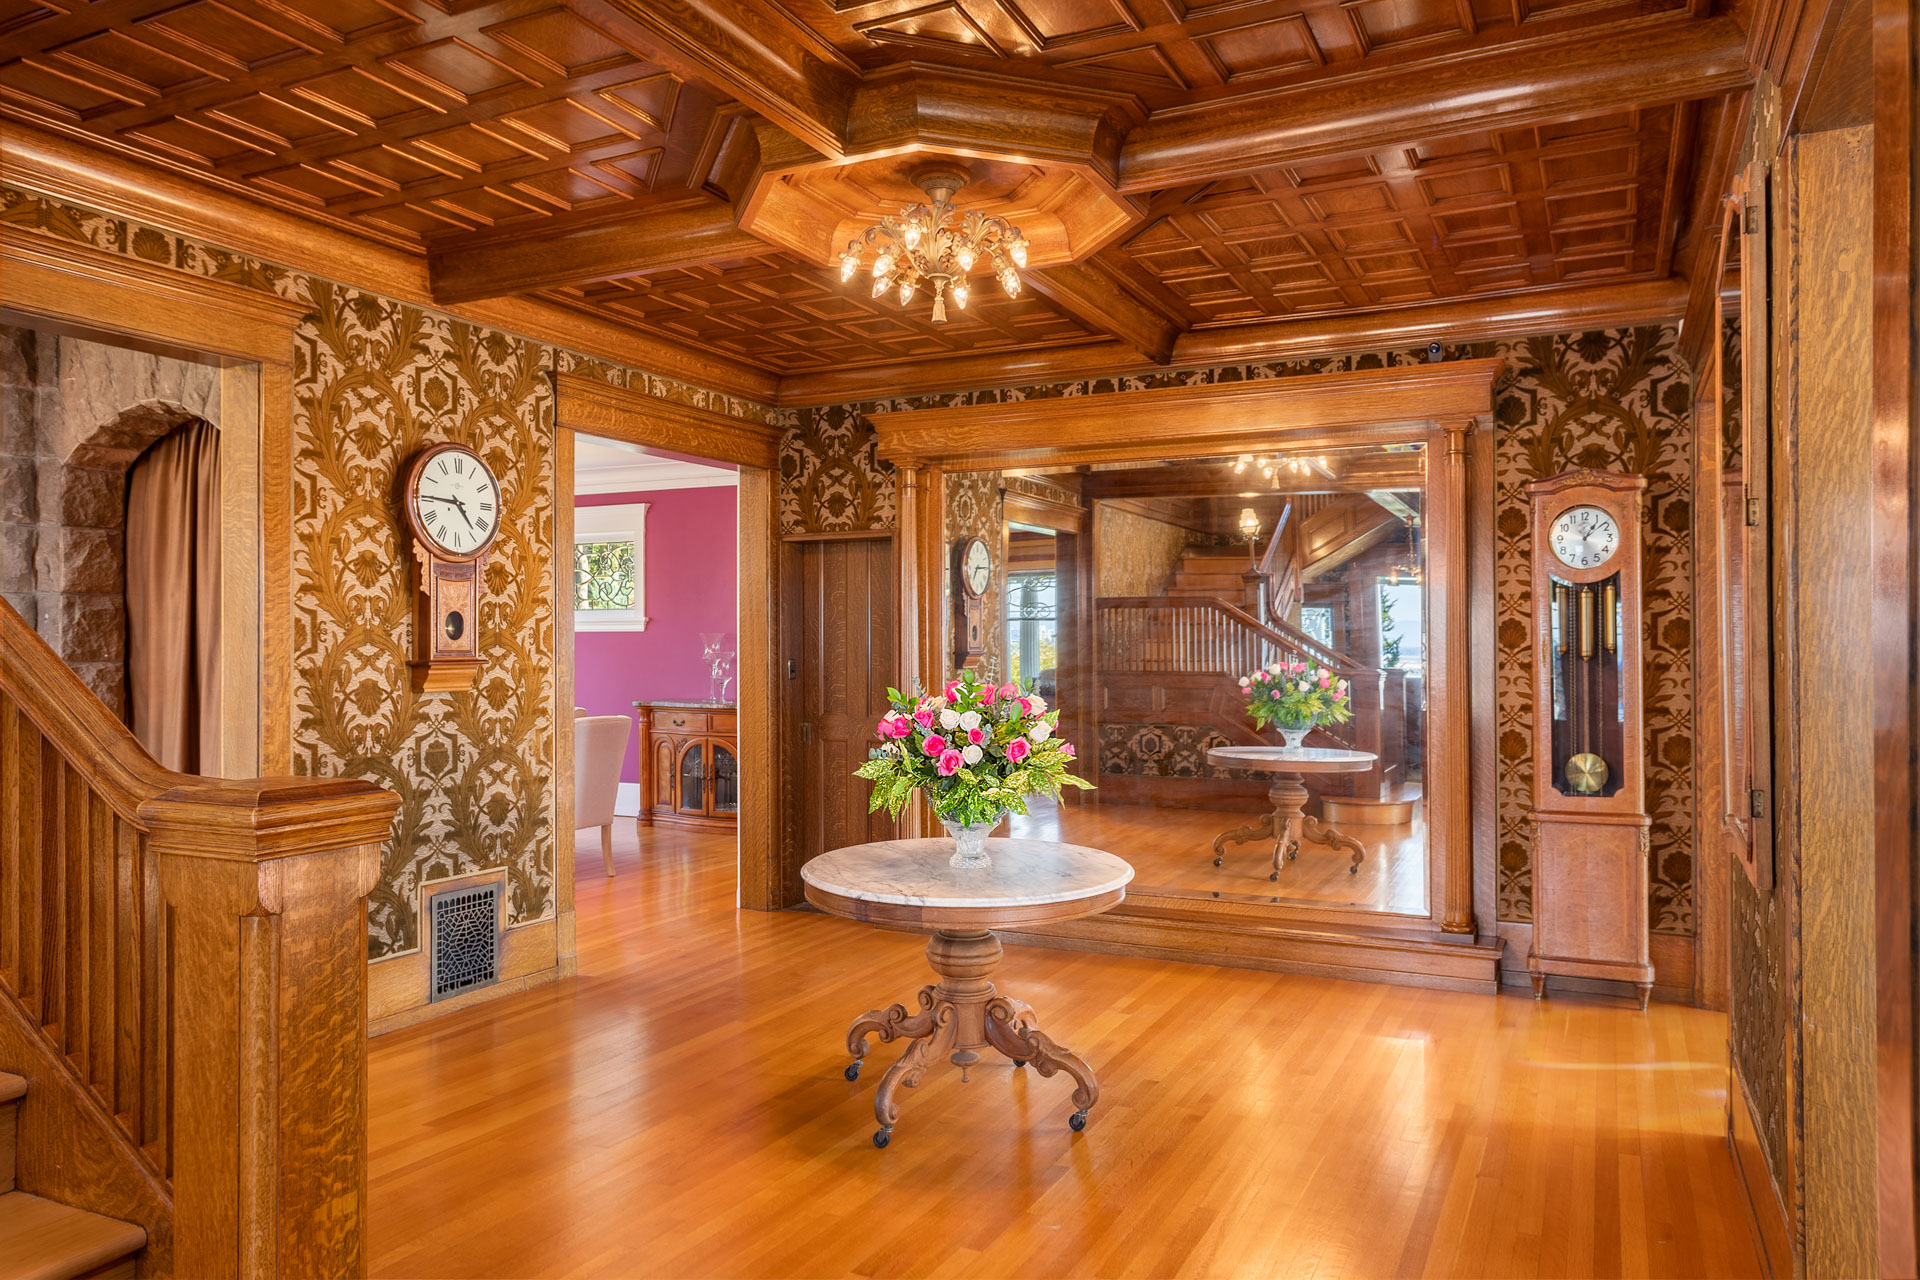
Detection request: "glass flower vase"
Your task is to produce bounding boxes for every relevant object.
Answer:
[941,811,1005,869]
[1276,715,1316,750]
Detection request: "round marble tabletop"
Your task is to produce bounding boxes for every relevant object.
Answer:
[1207,745,1378,773]
[803,838,1134,929]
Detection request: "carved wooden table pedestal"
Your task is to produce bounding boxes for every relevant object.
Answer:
[802,837,1133,1148]
[1206,746,1380,880]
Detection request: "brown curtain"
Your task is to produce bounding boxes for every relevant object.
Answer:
[126,419,220,774]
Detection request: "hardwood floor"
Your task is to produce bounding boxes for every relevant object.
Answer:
[367,823,1762,1279]
[1010,794,1430,916]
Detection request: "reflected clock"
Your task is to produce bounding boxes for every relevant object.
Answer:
[1526,469,1653,1008]
[952,535,992,669]
[402,442,500,693]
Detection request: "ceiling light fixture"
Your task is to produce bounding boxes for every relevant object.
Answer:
[837,167,1027,323]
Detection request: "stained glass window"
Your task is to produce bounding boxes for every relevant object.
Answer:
[574,540,636,610]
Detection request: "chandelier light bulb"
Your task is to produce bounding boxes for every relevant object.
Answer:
[1010,239,1028,268]
[873,254,891,278]
[952,283,969,309]
[957,245,975,271]
[898,278,914,305]
[840,255,858,283]
[904,223,921,248]
[871,276,889,298]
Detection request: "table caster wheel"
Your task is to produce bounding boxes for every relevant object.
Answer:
[1349,865,1359,875]
[1269,871,1279,882]
[1012,1059,1027,1068]
[1212,857,1223,868]
[1069,1110,1088,1132]
[844,1061,861,1081]
[873,1129,892,1149]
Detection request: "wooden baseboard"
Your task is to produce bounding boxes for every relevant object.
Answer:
[368,915,561,1035]
[1729,1061,1794,1277]
[1003,909,1504,993]
[1494,923,1695,1003]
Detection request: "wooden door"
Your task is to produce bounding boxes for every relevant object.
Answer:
[788,537,898,898]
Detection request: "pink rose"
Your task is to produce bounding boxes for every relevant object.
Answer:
[1253,671,1268,682]
[875,718,891,739]
[944,680,962,701]
[922,734,947,756]
[1059,742,1075,759]
[913,707,935,728]
[981,683,998,704]
[968,727,985,745]
[1005,736,1031,764]
[1001,682,1018,699]
[1018,696,1034,715]
[937,748,963,776]
[1319,675,1331,688]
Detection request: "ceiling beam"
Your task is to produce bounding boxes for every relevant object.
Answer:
[590,0,857,160]
[1023,262,1179,365]
[427,201,767,305]
[773,276,1687,406]
[1115,16,1752,192]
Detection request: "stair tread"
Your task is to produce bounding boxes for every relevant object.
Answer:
[0,1075,23,1104]
[0,1193,145,1280]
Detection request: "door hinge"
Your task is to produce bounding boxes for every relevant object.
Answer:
[1745,492,1761,527]
[1750,789,1768,820]
[800,722,812,745]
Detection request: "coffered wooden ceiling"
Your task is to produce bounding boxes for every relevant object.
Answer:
[0,0,1755,393]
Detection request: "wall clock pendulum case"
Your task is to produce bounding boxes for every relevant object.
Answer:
[1526,469,1654,1008]
[401,442,502,693]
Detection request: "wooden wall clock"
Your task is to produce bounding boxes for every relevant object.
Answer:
[1526,468,1654,1008]
[952,535,991,669]
[402,442,500,693]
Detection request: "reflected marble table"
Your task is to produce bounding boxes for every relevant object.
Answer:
[802,837,1133,1148]
[1206,746,1380,880]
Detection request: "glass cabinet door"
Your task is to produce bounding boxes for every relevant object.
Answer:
[711,743,738,815]
[677,743,705,813]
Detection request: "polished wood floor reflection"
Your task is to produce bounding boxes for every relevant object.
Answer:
[367,824,1761,1279]
[1011,795,1430,915]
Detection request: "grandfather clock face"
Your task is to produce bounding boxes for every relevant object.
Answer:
[1548,505,1621,571]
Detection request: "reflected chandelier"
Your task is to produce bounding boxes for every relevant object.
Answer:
[837,168,1028,324]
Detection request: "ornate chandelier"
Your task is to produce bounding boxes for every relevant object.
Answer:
[837,168,1028,323]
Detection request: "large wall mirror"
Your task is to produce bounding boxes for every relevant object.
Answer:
[949,447,1433,920]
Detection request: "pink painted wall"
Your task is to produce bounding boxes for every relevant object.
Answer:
[574,485,737,784]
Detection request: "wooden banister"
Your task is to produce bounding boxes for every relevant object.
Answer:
[0,597,398,1278]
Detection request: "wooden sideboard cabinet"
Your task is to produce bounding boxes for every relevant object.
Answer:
[634,701,738,830]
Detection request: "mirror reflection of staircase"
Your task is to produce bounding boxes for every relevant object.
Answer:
[1094,495,1422,824]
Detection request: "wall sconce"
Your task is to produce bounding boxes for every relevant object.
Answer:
[1237,507,1262,541]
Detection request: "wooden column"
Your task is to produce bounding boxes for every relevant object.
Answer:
[1438,420,1477,936]
[149,781,397,1280]
[893,463,944,837]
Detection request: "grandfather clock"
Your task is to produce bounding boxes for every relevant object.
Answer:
[1526,469,1653,1008]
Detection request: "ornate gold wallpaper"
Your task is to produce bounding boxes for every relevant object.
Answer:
[1,183,768,962]
[779,327,1698,936]
[1095,504,1194,598]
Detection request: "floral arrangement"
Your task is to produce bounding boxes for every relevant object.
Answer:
[856,669,1092,827]
[1239,659,1354,731]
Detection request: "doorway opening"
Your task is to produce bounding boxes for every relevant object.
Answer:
[567,432,742,898]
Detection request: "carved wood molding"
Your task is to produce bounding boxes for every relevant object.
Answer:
[553,371,782,470]
[873,357,1505,468]
[774,279,1679,406]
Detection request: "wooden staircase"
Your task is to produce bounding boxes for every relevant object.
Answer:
[0,1072,146,1280]
[1163,547,1255,601]
[0,597,400,1278]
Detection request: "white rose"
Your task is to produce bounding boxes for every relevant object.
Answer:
[1266,662,1282,674]
[1297,680,1310,693]
[962,744,983,765]
[958,710,981,731]
[939,708,961,729]
[1029,722,1052,743]
[1238,678,1251,689]
[1027,695,1047,715]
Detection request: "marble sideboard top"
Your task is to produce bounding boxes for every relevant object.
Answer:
[802,838,1134,909]
[1208,745,1377,773]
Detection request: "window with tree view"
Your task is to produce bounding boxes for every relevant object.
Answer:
[574,540,636,611]
[1006,571,1057,698]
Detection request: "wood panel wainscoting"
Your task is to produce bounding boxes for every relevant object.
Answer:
[1,596,399,1278]
[870,361,1509,994]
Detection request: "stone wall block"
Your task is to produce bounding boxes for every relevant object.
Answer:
[53,336,218,462]
[0,327,35,389]
[1,385,36,456]
[50,591,125,665]
[1,454,36,524]
[1,523,36,593]
[41,463,126,530]
[66,661,125,719]
[37,526,121,594]
[2,590,35,628]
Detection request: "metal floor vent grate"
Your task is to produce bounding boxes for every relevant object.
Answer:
[428,883,500,1002]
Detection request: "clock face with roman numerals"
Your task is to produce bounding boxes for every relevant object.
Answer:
[409,445,500,559]
[1549,504,1620,571]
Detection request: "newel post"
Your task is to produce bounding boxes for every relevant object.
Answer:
[144,777,399,1280]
